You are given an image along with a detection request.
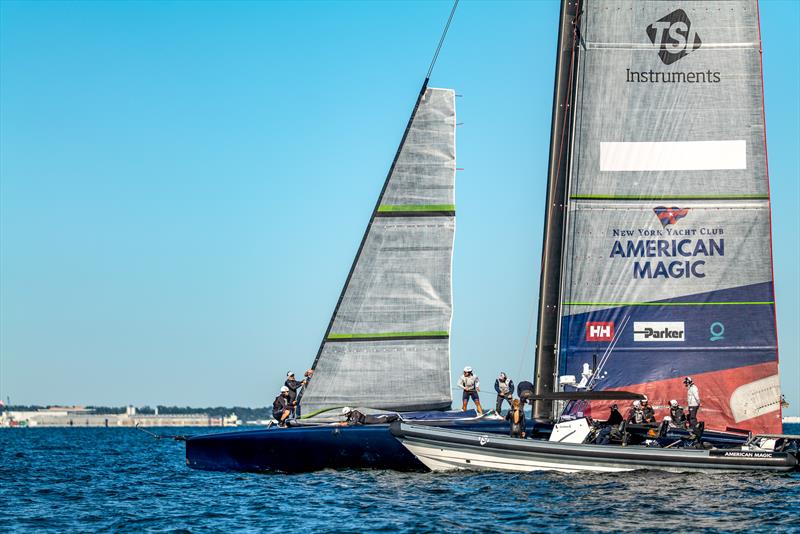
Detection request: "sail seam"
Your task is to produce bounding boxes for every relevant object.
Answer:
[377,204,455,212]
[563,301,774,306]
[327,331,449,342]
[570,195,769,200]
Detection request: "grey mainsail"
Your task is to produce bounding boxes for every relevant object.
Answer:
[299,85,456,414]
[547,0,781,433]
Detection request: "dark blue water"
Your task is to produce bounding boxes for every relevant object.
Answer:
[2,425,799,533]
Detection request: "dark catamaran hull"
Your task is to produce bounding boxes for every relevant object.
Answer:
[185,418,552,473]
[391,423,798,473]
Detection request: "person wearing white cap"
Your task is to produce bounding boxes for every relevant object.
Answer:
[494,372,515,414]
[626,399,645,424]
[684,377,701,427]
[640,395,656,423]
[272,386,292,427]
[457,366,483,415]
[668,399,687,428]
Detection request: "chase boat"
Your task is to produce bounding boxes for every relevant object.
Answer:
[391,419,800,473]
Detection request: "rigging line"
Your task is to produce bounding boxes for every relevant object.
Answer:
[426,0,459,79]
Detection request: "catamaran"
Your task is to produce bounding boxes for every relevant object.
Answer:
[185,78,544,472]
[390,0,798,473]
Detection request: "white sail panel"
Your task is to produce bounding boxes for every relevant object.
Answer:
[301,87,456,414]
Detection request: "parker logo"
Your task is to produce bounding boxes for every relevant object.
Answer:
[653,206,690,227]
[646,9,702,65]
[586,322,614,342]
[633,321,685,342]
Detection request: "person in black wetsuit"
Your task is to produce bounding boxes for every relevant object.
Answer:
[607,403,623,426]
[505,399,526,438]
[272,386,292,427]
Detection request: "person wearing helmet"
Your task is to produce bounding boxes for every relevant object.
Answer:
[340,406,366,426]
[606,403,623,426]
[668,399,687,428]
[626,399,645,424]
[494,372,515,414]
[684,377,701,427]
[272,386,292,427]
[284,371,308,416]
[458,366,483,415]
[641,395,656,423]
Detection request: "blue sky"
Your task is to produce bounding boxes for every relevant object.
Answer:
[1,1,798,414]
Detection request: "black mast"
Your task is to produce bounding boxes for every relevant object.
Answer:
[532,0,581,421]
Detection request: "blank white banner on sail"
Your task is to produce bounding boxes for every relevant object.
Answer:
[600,141,747,171]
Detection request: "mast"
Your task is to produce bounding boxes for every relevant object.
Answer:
[532,0,581,421]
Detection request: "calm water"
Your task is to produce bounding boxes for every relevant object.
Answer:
[1,425,798,533]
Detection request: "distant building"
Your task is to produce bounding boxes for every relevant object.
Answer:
[0,406,241,428]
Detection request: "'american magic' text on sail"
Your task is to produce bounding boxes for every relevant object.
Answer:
[557,1,781,433]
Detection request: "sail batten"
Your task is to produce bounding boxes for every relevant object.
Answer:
[554,0,781,433]
[299,86,456,414]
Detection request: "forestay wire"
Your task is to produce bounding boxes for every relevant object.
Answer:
[426,0,459,79]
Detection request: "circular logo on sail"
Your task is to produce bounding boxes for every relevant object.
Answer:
[709,321,725,342]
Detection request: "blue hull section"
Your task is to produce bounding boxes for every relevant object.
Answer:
[186,419,543,473]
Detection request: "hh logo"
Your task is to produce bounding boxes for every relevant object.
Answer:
[586,322,614,342]
[654,206,690,227]
[646,9,702,65]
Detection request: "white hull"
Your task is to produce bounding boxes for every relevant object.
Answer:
[401,440,632,473]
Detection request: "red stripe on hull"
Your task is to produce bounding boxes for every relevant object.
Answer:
[581,362,781,434]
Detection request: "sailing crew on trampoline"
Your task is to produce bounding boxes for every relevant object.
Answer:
[626,400,645,424]
[494,372,515,413]
[272,386,293,427]
[684,377,701,427]
[341,407,367,425]
[641,395,656,423]
[506,399,526,438]
[458,366,483,415]
[668,399,687,428]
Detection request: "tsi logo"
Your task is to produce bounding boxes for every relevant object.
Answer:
[646,9,702,65]
[586,322,614,342]
[633,322,685,342]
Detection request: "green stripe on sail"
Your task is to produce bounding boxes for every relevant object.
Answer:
[564,301,774,306]
[327,331,449,340]
[569,195,769,200]
[377,204,455,212]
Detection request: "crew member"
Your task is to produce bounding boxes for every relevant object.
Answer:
[458,366,483,415]
[341,406,366,425]
[626,400,645,424]
[284,371,307,416]
[684,377,700,427]
[494,372,515,414]
[641,395,656,423]
[607,403,623,426]
[668,399,687,428]
[272,386,292,427]
[506,399,526,438]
